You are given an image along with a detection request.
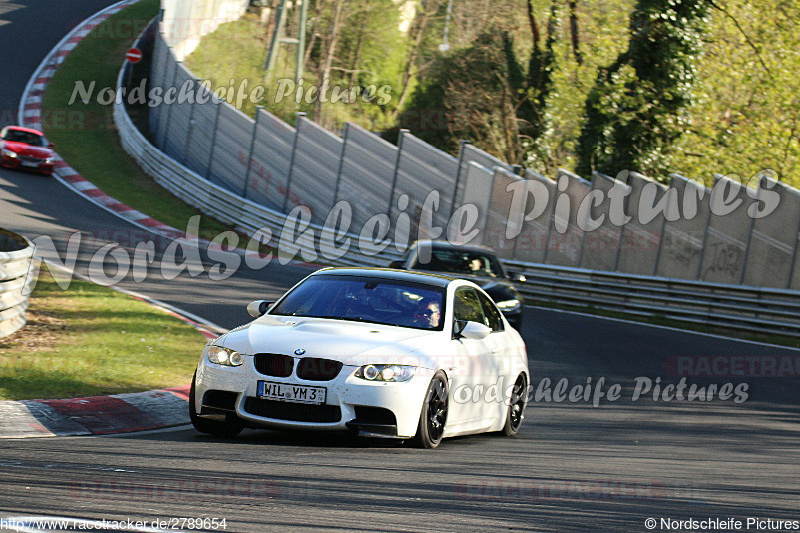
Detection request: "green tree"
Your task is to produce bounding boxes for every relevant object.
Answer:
[576,0,710,179]
[392,0,559,166]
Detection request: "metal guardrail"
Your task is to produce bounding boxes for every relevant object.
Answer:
[0,229,35,338]
[505,261,800,339]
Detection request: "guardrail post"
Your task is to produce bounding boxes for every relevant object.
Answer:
[387,129,409,220]
[157,52,179,149]
[695,193,714,280]
[332,122,350,205]
[612,186,632,272]
[242,106,264,199]
[282,112,305,213]
[182,79,200,166]
[651,209,669,276]
[449,140,470,220]
[541,172,558,264]
[205,98,223,180]
[739,192,757,285]
[786,209,800,288]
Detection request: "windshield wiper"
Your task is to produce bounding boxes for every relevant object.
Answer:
[317,315,373,323]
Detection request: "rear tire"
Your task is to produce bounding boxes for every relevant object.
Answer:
[502,373,527,437]
[189,372,243,438]
[411,371,449,449]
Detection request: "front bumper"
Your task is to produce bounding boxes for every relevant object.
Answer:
[195,355,432,439]
[1,154,54,175]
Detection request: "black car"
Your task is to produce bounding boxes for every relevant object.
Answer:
[389,241,525,329]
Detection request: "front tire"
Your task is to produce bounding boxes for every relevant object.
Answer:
[411,371,449,449]
[502,373,528,437]
[189,372,243,438]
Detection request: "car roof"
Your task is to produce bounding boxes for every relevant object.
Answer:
[311,267,456,288]
[413,240,499,256]
[4,125,44,136]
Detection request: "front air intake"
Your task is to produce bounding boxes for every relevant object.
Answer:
[296,358,343,381]
[254,353,294,377]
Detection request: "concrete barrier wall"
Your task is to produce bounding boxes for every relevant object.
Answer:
[579,172,631,271]
[337,123,398,232]
[698,175,755,284]
[545,169,591,267]
[743,174,800,289]
[483,168,525,258]
[511,170,556,264]
[246,108,296,212]
[287,115,343,223]
[616,172,671,276]
[392,132,459,229]
[655,174,711,280]
[457,162,494,245]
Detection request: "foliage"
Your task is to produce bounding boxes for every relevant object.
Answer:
[185,1,407,132]
[575,0,711,179]
[670,0,800,184]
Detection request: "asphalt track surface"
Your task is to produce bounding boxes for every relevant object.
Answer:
[1,2,799,532]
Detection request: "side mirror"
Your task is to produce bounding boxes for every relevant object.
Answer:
[455,320,491,340]
[388,260,404,269]
[48,143,55,148]
[247,300,274,317]
[508,271,526,282]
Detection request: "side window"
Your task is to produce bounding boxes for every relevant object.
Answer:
[476,291,504,332]
[453,287,485,324]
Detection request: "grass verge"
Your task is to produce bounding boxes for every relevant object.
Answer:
[0,269,206,400]
[40,0,232,241]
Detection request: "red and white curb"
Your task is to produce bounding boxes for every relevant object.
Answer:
[0,385,191,439]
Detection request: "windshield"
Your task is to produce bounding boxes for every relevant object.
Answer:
[410,248,505,279]
[2,129,46,146]
[270,274,446,330]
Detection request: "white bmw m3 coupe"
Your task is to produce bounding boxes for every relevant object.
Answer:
[190,268,529,448]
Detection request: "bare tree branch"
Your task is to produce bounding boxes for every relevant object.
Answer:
[707,0,770,76]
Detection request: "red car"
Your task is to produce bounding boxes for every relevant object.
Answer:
[0,126,56,175]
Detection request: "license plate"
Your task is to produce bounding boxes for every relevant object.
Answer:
[257,381,326,405]
[21,160,39,167]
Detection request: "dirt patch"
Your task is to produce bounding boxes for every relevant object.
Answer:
[0,308,68,355]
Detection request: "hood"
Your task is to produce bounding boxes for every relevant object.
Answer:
[217,315,440,367]
[3,141,53,158]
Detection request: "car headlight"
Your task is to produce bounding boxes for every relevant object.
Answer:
[355,364,416,382]
[206,345,244,366]
[496,299,522,313]
[2,148,17,158]
[44,157,55,164]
